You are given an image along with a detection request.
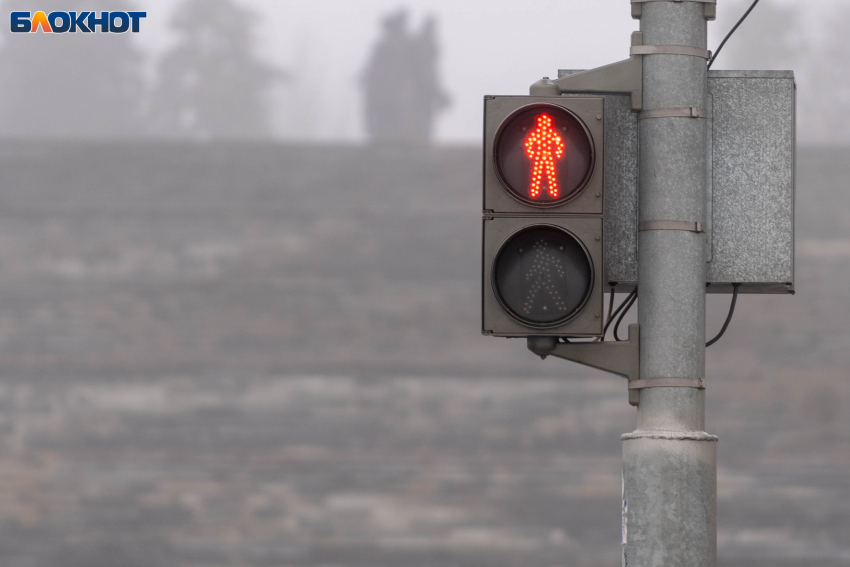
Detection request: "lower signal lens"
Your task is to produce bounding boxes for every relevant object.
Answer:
[493,225,593,328]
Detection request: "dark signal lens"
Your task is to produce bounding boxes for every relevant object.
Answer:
[494,104,594,206]
[493,226,593,328]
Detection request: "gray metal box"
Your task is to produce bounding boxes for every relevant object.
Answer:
[557,69,796,294]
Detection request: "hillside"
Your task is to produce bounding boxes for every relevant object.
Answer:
[0,141,846,567]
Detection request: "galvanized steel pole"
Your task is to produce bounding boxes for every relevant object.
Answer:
[623,2,717,567]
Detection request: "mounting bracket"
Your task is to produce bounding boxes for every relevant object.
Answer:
[531,32,644,111]
[527,325,642,406]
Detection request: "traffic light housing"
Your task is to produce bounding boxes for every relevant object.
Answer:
[483,96,605,337]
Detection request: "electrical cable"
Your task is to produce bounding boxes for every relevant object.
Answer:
[598,285,617,342]
[707,0,761,70]
[706,283,740,347]
[606,286,616,325]
[603,288,636,341]
[614,289,638,342]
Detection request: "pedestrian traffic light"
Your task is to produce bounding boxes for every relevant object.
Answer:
[483,96,604,337]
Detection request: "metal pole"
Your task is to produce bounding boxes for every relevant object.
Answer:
[623,2,717,567]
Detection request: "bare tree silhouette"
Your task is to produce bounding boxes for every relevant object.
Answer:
[150,0,286,140]
[361,9,450,144]
[0,0,146,138]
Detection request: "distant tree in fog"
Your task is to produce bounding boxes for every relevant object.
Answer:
[150,0,286,139]
[361,9,450,144]
[0,0,145,138]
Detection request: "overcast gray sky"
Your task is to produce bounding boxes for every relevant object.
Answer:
[135,0,829,143]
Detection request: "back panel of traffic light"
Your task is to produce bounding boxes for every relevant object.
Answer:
[553,72,795,295]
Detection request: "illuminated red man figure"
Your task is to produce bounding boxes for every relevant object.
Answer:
[524,113,566,199]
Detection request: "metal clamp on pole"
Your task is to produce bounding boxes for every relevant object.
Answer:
[628,378,706,389]
[630,45,711,59]
[639,221,704,233]
[639,107,707,119]
[626,378,706,406]
[631,0,716,21]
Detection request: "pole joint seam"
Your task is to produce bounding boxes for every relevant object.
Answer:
[639,107,707,119]
[639,221,704,233]
[630,0,716,21]
[630,45,711,59]
[628,378,706,390]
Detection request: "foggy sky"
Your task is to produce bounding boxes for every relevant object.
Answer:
[127,0,836,143]
[5,0,842,142]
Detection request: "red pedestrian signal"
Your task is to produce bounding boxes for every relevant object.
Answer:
[494,104,595,207]
[525,114,565,199]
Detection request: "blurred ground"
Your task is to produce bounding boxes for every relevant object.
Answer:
[0,142,846,566]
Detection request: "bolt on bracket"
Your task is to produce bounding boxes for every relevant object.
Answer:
[531,32,644,111]
[527,324,641,405]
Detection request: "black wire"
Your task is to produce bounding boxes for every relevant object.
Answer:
[598,285,617,342]
[606,286,616,324]
[603,292,631,338]
[603,288,636,341]
[706,283,740,347]
[707,0,761,70]
[614,289,638,342]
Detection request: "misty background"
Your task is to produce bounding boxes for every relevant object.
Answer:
[0,1,847,566]
[0,0,848,144]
